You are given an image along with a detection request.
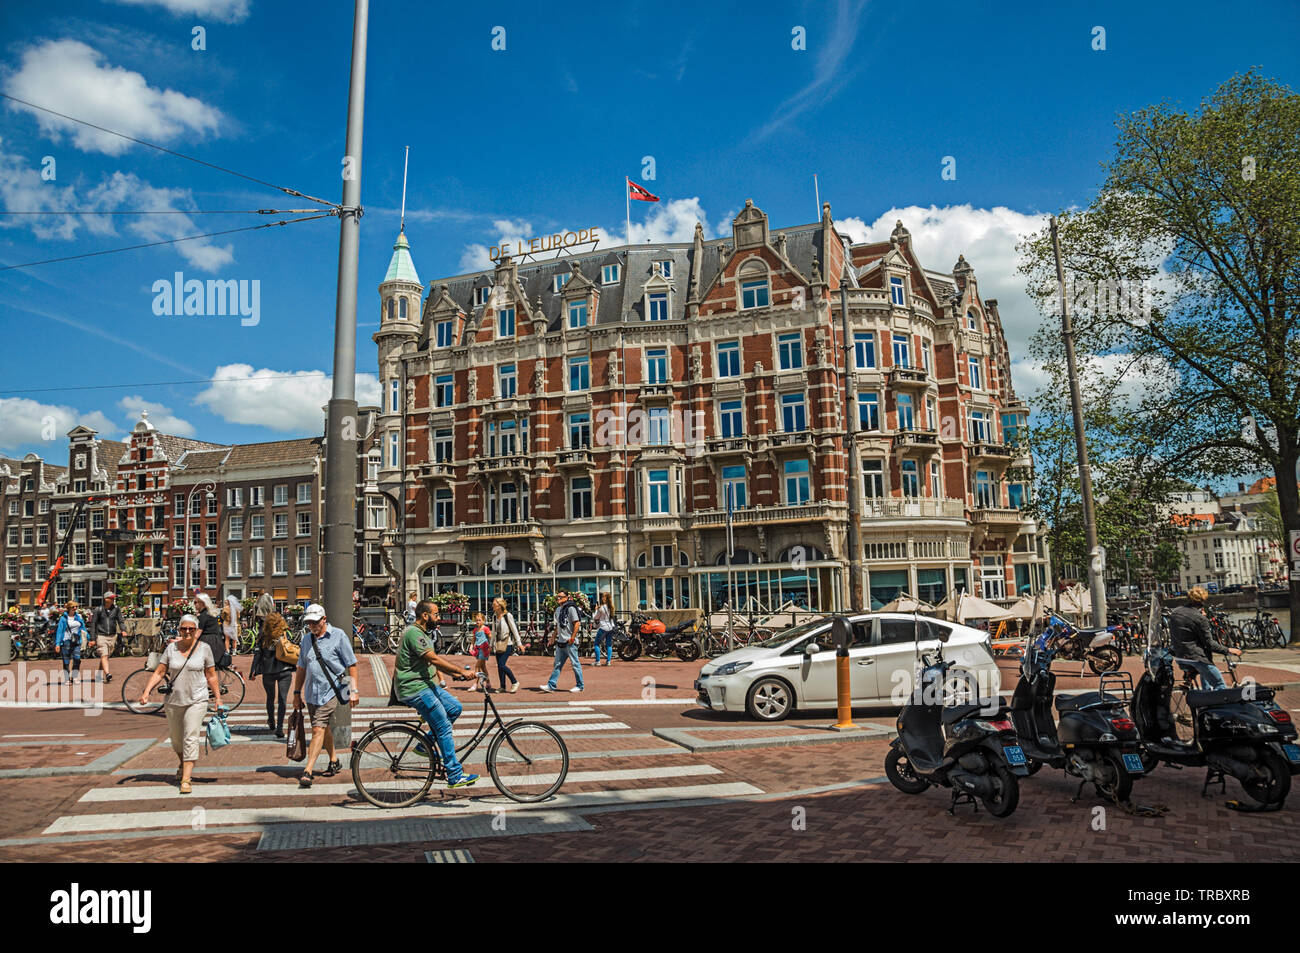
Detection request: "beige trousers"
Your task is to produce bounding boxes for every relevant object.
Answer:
[166,701,208,762]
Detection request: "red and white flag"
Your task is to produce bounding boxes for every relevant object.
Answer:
[627,178,659,202]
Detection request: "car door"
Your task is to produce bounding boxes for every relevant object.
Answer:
[868,616,941,704]
[778,625,838,706]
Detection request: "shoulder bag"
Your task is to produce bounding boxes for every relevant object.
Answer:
[286,708,306,762]
[275,631,300,665]
[309,630,348,704]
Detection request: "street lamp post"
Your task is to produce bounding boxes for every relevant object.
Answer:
[182,481,216,598]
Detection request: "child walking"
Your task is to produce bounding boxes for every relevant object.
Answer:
[468,611,492,691]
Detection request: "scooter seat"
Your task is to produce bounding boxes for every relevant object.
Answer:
[941,701,1007,725]
[1073,625,1110,636]
[1187,687,1249,709]
[1055,691,1114,712]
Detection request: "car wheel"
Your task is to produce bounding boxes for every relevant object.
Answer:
[746,678,793,722]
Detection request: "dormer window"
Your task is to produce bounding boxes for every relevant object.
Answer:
[601,264,620,284]
[966,310,978,331]
[656,260,673,279]
[567,300,588,329]
[475,286,493,306]
[553,273,570,293]
[740,278,768,310]
[646,292,669,321]
[498,306,515,338]
[889,276,906,306]
[435,319,453,348]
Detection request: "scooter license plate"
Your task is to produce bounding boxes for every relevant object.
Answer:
[1002,745,1027,766]
[1283,744,1300,765]
[1122,753,1145,774]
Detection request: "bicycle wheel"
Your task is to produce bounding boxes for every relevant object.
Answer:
[122,668,165,714]
[487,721,569,803]
[217,667,246,711]
[1170,685,1196,744]
[351,723,436,808]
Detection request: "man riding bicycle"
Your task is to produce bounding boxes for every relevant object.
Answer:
[1168,585,1241,690]
[393,599,479,788]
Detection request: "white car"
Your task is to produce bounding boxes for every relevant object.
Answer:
[694,613,1000,721]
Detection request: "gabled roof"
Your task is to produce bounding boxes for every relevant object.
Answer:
[225,437,322,469]
[176,447,233,470]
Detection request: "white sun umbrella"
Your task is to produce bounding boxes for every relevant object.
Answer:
[1004,593,1039,620]
[933,590,961,623]
[879,592,934,614]
[954,593,1016,623]
[1059,585,1092,619]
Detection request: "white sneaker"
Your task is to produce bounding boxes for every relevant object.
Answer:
[569,687,583,693]
[508,682,519,693]
[539,684,553,693]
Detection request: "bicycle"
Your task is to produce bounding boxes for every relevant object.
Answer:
[121,651,247,714]
[350,672,569,807]
[353,619,390,655]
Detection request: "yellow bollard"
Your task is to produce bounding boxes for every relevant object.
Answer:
[833,647,855,729]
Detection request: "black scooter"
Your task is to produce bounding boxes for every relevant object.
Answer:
[1131,647,1300,810]
[1009,642,1146,803]
[885,628,1030,817]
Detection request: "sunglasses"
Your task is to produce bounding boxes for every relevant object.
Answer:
[179,626,197,632]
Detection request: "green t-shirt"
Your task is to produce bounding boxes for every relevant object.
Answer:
[394,624,439,700]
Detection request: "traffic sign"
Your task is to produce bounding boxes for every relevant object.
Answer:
[1291,530,1300,560]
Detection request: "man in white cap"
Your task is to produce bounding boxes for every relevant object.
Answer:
[291,603,358,788]
[90,591,124,684]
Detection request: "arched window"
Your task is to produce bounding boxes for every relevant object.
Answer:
[386,298,395,320]
[556,555,612,572]
[777,545,826,563]
[715,548,759,565]
[737,259,770,310]
[480,558,537,574]
[636,552,647,568]
[398,297,408,319]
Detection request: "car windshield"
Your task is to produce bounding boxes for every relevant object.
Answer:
[753,618,827,649]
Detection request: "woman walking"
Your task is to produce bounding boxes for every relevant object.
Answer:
[593,591,616,666]
[249,610,295,737]
[55,600,88,684]
[136,614,219,794]
[491,597,523,693]
[194,593,227,668]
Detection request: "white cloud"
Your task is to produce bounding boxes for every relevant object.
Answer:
[0,398,116,452]
[842,204,1052,392]
[0,142,234,271]
[118,396,194,436]
[194,364,380,433]
[109,0,251,22]
[3,39,224,156]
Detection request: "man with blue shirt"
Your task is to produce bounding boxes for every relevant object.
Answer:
[291,603,358,788]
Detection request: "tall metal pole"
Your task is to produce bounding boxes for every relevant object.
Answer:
[1051,216,1107,628]
[324,0,368,737]
[839,252,864,612]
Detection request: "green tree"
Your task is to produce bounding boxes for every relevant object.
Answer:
[113,544,150,615]
[1018,70,1300,622]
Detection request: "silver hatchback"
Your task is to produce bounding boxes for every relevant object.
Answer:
[694,613,1000,721]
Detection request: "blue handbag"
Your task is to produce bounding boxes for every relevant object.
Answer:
[206,705,231,751]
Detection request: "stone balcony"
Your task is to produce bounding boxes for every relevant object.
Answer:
[971,506,1026,529]
[892,429,940,452]
[888,365,929,389]
[691,500,841,529]
[860,498,965,521]
[703,436,752,457]
[455,520,543,541]
[630,515,686,534]
[639,383,673,402]
[471,455,529,475]
[414,461,454,480]
[971,442,1014,462]
[758,430,813,452]
[555,448,593,468]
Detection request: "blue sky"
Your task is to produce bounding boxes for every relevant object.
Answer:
[0,0,1296,461]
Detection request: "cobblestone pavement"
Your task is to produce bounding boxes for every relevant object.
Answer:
[1,648,1297,862]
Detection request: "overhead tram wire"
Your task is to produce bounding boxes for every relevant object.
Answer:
[0,208,329,216]
[0,212,334,271]
[0,92,339,210]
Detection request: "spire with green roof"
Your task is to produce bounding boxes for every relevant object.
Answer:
[382,229,421,286]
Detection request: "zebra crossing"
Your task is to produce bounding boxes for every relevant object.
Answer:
[32,700,765,847]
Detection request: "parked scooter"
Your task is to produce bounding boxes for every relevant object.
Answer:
[1040,614,1122,674]
[885,625,1030,817]
[1130,647,1300,810]
[1009,642,1146,803]
[618,613,701,662]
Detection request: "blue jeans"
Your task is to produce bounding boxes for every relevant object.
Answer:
[402,684,466,781]
[1178,659,1228,690]
[495,646,517,690]
[548,641,583,690]
[60,640,81,673]
[593,627,614,663]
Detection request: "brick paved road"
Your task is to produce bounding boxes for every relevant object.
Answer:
[1,648,1297,862]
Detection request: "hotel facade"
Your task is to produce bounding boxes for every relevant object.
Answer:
[372,200,1050,616]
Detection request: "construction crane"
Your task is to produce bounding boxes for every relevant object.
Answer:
[35,495,107,607]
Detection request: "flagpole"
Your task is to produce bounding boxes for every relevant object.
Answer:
[625,178,631,246]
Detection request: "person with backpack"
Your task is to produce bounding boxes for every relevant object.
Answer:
[135,614,219,794]
[540,590,584,694]
[491,597,523,693]
[55,600,89,685]
[291,603,358,788]
[249,610,296,737]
